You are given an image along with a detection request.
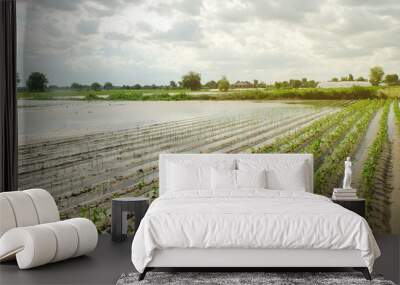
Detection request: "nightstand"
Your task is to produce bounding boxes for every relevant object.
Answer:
[332,198,365,218]
[111,197,149,242]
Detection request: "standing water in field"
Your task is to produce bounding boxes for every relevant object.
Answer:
[18,100,321,144]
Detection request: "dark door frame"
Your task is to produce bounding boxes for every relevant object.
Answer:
[0,0,18,192]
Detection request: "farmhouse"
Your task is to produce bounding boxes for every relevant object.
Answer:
[318,81,372,88]
[232,81,254,88]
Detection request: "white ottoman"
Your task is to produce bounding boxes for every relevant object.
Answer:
[0,189,98,269]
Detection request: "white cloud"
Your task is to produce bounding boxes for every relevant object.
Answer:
[150,0,203,16]
[152,19,203,42]
[77,19,100,35]
[105,31,135,41]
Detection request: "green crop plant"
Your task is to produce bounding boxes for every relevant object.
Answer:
[256,100,372,154]
[394,98,399,127]
[79,205,109,233]
[302,105,370,165]
[360,100,391,220]
[137,180,145,190]
[150,186,159,200]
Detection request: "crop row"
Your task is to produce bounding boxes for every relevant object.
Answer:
[254,101,365,154]
[313,100,382,195]
[302,103,372,168]
[216,110,335,153]
[257,100,383,196]
[360,100,391,223]
[395,98,400,127]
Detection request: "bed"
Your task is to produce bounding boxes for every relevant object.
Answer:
[131,154,380,280]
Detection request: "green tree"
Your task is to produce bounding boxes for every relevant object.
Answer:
[182,71,201,90]
[16,72,20,85]
[91,82,102,91]
[356,76,366,82]
[169,81,177,88]
[289,79,302,88]
[307,80,318,88]
[71,82,82,90]
[384,74,399,86]
[218,76,230,92]
[26,72,48,92]
[348,74,354,81]
[104,82,113,90]
[204,80,217,89]
[369,66,384,86]
[331,77,338,82]
[275,81,290,88]
[258,81,267,88]
[253,79,258,88]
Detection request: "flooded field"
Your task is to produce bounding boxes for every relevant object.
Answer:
[17,99,400,234]
[18,100,316,143]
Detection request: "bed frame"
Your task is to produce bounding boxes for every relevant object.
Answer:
[139,154,371,280]
[140,248,370,280]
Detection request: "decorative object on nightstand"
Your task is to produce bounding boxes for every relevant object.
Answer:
[332,188,358,200]
[332,198,366,218]
[111,197,149,242]
[332,157,365,217]
[332,157,358,200]
[342,156,352,189]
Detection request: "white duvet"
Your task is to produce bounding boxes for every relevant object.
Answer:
[131,190,380,273]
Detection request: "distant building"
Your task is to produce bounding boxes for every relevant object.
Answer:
[318,81,372,88]
[232,81,253,88]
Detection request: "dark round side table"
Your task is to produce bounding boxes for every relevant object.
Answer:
[111,197,149,242]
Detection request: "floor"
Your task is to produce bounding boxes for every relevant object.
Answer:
[0,233,399,285]
[0,234,134,285]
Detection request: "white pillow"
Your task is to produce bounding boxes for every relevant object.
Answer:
[211,168,236,190]
[211,169,268,191]
[167,159,235,192]
[236,169,267,189]
[238,159,308,191]
[168,163,210,191]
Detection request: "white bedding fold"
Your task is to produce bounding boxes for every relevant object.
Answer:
[131,190,380,273]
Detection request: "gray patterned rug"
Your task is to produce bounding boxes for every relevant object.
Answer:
[116,272,395,285]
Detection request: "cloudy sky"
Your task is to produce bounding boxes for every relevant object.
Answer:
[16,0,400,86]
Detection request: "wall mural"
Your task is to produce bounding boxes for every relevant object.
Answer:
[16,0,400,234]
